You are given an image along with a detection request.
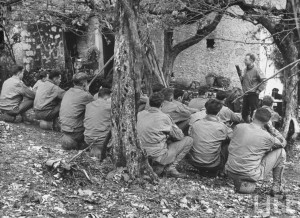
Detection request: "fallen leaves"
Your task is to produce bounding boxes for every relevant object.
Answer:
[54,206,66,214]
[78,189,94,197]
[1,122,300,217]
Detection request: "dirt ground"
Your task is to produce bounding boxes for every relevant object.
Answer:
[0,122,300,218]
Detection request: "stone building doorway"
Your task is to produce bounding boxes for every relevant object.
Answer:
[102,28,114,78]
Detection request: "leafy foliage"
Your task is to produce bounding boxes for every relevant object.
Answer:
[269,47,285,71]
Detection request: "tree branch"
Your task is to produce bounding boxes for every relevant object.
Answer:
[164,30,173,55]
[172,12,223,56]
[235,0,286,15]
[4,0,22,6]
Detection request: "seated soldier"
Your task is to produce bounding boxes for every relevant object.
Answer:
[34,70,65,129]
[252,96,283,137]
[152,83,165,93]
[216,91,242,124]
[0,65,35,123]
[60,72,94,150]
[188,86,208,110]
[272,88,282,100]
[260,95,281,126]
[33,70,48,92]
[174,88,185,102]
[161,88,197,133]
[173,88,199,113]
[225,108,286,195]
[188,99,233,174]
[84,88,111,158]
[93,84,111,100]
[144,83,165,110]
[137,92,193,178]
[189,109,206,126]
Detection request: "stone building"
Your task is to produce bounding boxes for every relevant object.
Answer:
[0,0,113,89]
[11,16,110,77]
[153,3,285,96]
[12,23,65,72]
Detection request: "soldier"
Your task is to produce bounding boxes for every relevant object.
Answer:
[0,65,35,123]
[226,108,286,195]
[84,88,111,158]
[161,88,197,134]
[216,91,242,124]
[60,72,94,150]
[188,99,232,174]
[137,92,193,178]
[237,53,266,122]
[34,70,65,130]
[188,86,208,110]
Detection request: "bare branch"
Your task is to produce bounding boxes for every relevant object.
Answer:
[172,13,223,56]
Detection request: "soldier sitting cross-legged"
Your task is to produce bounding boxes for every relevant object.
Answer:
[137,92,193,178]
[59,72,94,150]
[34,70,65,130]
[0,65,35,123]
[226,108,286,194]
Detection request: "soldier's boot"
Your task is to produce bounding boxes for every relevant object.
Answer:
[0,113,16,123]
[164,145,190,179]
[270,166,285,196]
[21,112,33,124]
[165,164,186,178]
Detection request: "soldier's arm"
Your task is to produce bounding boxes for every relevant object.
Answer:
[164,115,184,141]
[20,83,35,99]
[256,69,267,93]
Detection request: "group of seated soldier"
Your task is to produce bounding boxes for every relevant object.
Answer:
[0,66,111,158]
[137,87,286,195]
[0,65,286,195]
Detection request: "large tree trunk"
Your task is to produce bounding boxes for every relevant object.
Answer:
[110,0,157,181]
[282,59,299,139]
[281,0,300,139]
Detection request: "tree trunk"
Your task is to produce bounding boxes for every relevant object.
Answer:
[143,38,167,88]
[269,38,299,140]
[110,0,157,181]
[256,13,299,140]
[162,30,176,85]
[162,55,176,85]
[281,0,300,139]
[282,60,299,139]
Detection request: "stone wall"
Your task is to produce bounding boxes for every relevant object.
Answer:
[173,14,260,88]
[13,22,65,71]
[10,16,105,77]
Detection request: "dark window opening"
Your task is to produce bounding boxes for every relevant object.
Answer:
[206,39,215,49]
